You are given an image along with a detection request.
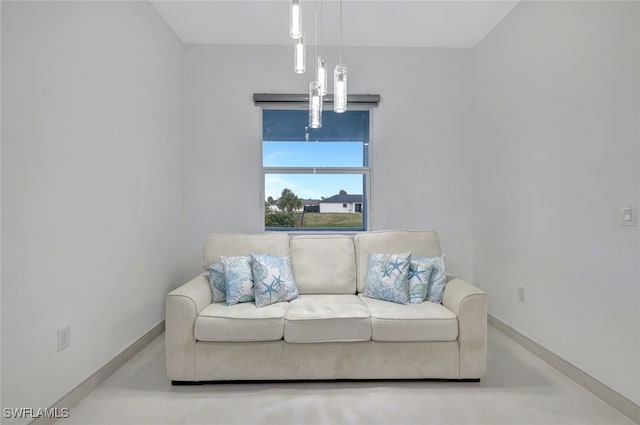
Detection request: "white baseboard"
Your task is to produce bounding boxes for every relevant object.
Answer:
[32,321,165,425]
[489,315,640,424]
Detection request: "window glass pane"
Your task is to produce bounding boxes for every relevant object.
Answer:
[263,141,364,167]
[262,108,370,231]
[265,173,365,229]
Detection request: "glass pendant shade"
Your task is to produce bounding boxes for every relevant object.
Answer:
[309,81,322,129]
[317,55,327,96]
[294,37,305,74]
[333,64,347,113]
[289,0,302,39]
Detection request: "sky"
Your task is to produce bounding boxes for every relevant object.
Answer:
[263,141,365,200]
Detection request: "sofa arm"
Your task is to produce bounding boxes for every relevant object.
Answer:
[442,277,488,379]
[165,273,212,381]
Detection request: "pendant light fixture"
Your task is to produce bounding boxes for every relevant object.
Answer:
[309,1,322,128]
[334,0,347,113]
[334,64,347,113]
[316,1,327,96]
[317,55,327,96]
[294,36,305,74]
[309,81,322,129]
[291,0,305,74]
[289,0,302,39]
[286,0,349,125]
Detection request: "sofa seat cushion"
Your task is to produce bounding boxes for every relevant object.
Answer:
[359,295,458,342]
[284,295,371,343]
[195,302,289,342]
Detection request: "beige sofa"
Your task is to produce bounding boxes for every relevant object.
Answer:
[166,230,487,383]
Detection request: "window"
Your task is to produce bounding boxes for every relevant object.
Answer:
[262,109,370,231]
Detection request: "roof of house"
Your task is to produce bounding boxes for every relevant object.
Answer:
[320,194,363,203]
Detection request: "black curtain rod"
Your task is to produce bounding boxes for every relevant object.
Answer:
[253,93,380,107]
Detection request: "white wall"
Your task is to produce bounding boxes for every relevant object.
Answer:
[474,1,640,404]
[1,2,183,422]
[183,45,474,278]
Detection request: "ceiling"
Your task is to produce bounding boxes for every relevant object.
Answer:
[151,1,519,48]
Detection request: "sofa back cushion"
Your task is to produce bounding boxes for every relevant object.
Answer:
[202,232,290,269]
[289,235,356,294]
[354,230,441,293]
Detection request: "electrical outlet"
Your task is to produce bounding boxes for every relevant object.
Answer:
[57,326,71,352]
[621,205,637,226]
[517,286,526,302]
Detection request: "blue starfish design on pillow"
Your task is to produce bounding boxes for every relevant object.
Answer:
[389,258,406,273]
[271,274,284,287]
[408,264,426,282]
[260,276,283,302]
[381,262,393,277]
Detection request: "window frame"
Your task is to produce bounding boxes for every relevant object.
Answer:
[260,105,373,233]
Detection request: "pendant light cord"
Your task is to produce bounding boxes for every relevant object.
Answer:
[320,0,323,47]
[314,1,318,79]
[339,0,343,64]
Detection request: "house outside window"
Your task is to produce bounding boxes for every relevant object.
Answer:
[261,109,371,231]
